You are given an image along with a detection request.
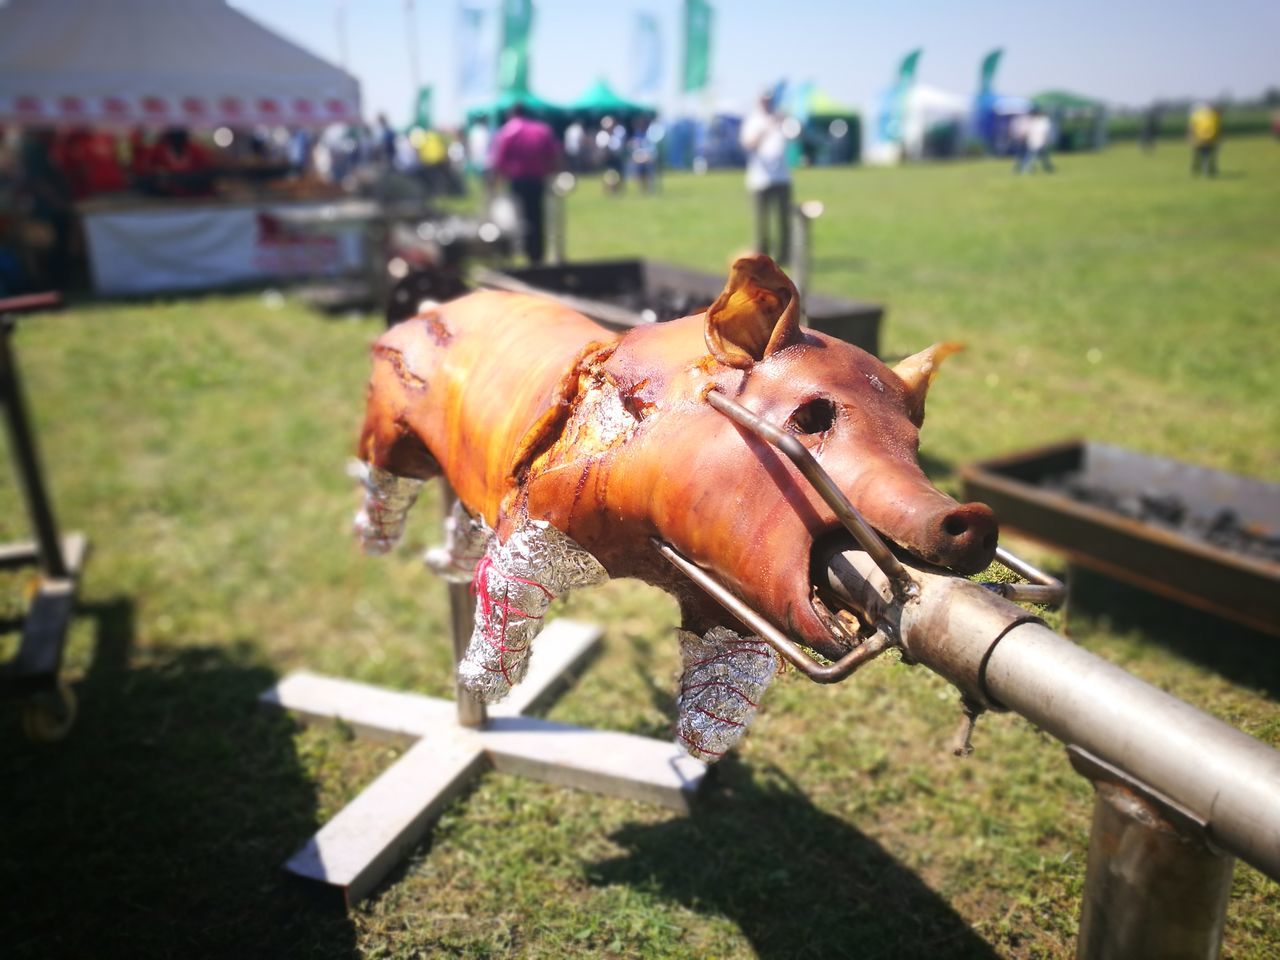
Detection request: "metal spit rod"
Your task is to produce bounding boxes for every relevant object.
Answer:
[819,543,1280,883]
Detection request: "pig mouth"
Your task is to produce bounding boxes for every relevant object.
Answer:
[804,527,882,646]
[802,513,999,649]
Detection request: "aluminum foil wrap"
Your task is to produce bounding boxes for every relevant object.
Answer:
[423,498,493,583]
[457,514,608,703]
[350,460,426,555]
[676,627,780,762]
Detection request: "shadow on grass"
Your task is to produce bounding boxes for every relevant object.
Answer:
[588,757,998,960]
[1067,568,1279,700]
[0,598,356,959]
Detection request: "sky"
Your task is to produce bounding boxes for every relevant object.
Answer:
[231,0,1280,126]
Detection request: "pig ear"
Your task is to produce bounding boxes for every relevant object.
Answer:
[892,342,965,426]
[704,255,803,369]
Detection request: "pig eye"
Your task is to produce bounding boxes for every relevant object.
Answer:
[787,398,837,435]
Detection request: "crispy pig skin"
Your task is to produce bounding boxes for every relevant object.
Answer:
[359,256,997,660]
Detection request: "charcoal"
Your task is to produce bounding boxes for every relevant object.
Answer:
[1043,471,1280,565]
[1138,490,1186,526]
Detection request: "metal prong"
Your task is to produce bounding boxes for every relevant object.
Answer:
[652,538,896,684]
[987,546,1066,605]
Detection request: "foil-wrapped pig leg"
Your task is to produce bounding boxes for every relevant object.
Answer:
[424,498,493,583]
[350,460,426,555]
[676,627,781,762]
[457,515,608,703]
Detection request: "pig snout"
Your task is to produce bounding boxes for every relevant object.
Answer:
[849,470,999,576]
[927,500,999,574]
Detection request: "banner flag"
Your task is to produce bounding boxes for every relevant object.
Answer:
[498,0,534,95]
[681,0,713,93]
[979,48,1003,94]
[630,11,662,100]
[457,1,496,101]
[896,48,922,87]
[412,86,433,129]
[884,48,921,143]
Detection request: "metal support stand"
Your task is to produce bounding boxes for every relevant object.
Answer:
[1071,747,1234,960]
[1,293,88,742]
[789,200,824,319]
[260,485,706,907]
[548,172,576,265]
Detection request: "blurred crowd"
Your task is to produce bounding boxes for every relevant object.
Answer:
[4,91,1274,296]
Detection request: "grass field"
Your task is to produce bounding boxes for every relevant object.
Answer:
[2,137,1278,959]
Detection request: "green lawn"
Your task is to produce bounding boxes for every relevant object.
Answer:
[2,137,1277,959]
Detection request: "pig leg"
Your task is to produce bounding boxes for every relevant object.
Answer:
[354,351,443,554]
[458,515,608,703]
[424,498,493,583]
[349,460,427,555]
[675,626,781,763]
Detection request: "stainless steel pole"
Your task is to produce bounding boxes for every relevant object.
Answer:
[441,484,487,729]
[984,619,1280,881]
[790,205,809,311]
[788,200,823,318]
[548,172,576,266]
[1076,780,1233,960]
[822,546,1280,882]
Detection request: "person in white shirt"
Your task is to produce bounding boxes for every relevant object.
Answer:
[563,120,584,172]
[466,119,491,176]
[739,90,793,264]
[1018,106,1055,174]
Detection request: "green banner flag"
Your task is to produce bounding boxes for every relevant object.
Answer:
[499,0,533,95]
[682,0,713,93]
[885,49,921,144]
[412,86,433,129]
[896,48,922,86]
[979,48,1003,94]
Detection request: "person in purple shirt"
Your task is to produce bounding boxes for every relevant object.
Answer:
[490,103,560,263]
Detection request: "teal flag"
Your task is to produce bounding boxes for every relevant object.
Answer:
[457,1,494,100]
[979,48,1002,94]
[896,48,922,86]
[412,86,432,128]
[499,0,533,95]
[630,11,662,100]
[682,0,713,93]
[885,48,921,143]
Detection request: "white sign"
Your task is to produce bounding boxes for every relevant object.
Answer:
[83,203,365,295]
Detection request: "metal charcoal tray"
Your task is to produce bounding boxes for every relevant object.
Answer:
[475,259,883,356]
[961,440,1280,636]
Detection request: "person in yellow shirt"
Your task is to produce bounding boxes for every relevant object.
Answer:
[1189,102,1221,177]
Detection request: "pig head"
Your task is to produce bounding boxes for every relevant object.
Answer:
[516,255,998,660]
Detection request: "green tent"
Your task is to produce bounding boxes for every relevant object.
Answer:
[1031,90,1108,151]
[567,78,655,123]
[1031,90,1104,112]
[464,89,569,128]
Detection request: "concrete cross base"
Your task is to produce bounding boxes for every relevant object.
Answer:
[260,619,707,906]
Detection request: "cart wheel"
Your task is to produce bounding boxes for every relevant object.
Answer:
[21,681,77,743]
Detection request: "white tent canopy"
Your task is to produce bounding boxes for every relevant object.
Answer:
[900,84,969,160]
[0,0,360,129]
[864,82,971,164]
